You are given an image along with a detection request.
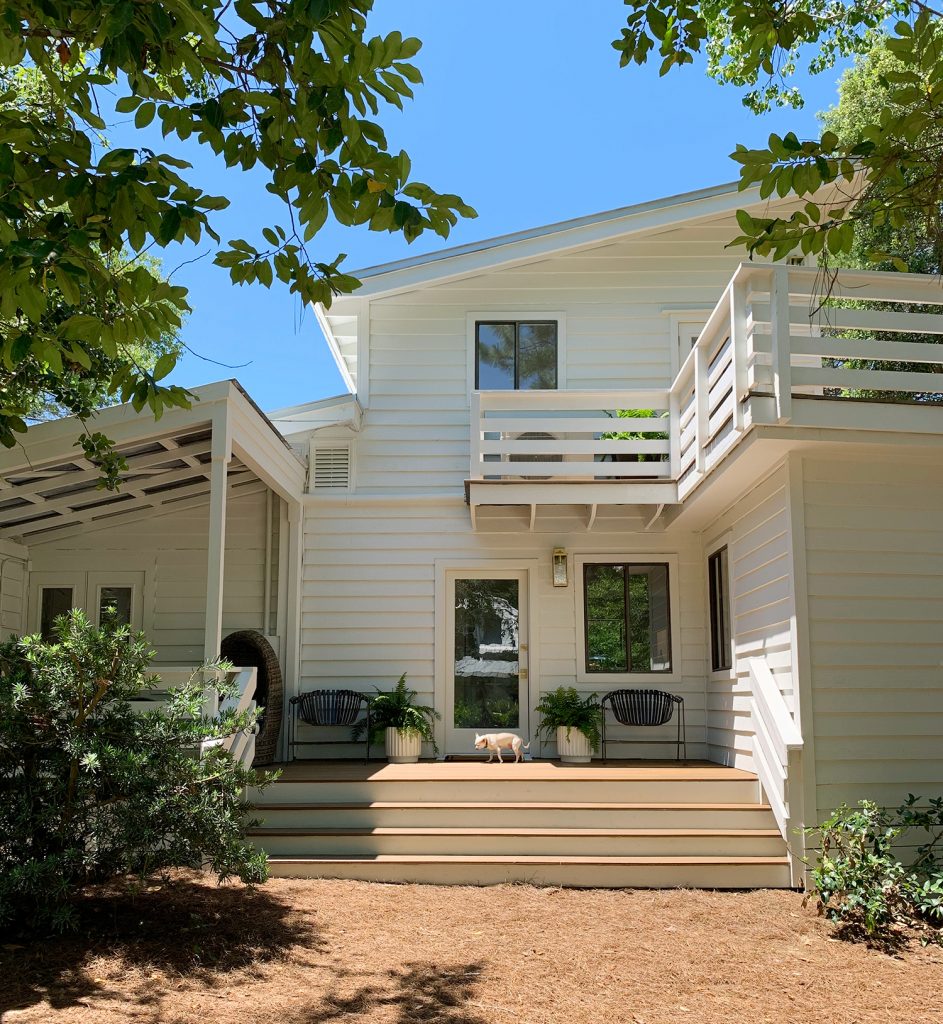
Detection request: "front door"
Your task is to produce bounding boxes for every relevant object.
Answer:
[445,570,529,755]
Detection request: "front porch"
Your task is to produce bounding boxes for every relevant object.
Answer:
[248,758,795,888]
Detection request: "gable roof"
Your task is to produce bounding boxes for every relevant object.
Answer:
[343,179,768,300]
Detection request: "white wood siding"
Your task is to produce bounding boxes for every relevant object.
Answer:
[27,483,273,665]
[803,455,943,815]
[0,540,27,635]
[332,214,752,496]
[300,501,707,758]
[702,463,796,770]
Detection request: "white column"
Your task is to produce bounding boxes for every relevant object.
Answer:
[281,499,304,759]
[203,413,232,716]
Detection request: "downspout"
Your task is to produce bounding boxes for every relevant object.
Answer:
[643,503,665,531]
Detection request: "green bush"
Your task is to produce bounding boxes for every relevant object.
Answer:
[534,687,602,750]
[0,610,274,933]
[806,796,943,943]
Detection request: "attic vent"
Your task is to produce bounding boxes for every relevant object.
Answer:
[312,447,350,490]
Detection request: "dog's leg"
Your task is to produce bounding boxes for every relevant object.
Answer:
[495,745,503,763]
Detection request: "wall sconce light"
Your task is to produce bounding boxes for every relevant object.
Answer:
[552,547,568,587]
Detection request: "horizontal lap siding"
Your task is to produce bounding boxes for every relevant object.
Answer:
[27,485,271,666]
[354,218,750,495]
[301,502,707,758]
[804,456,943,816]
[703,464,796,771]
[0,553,26,634]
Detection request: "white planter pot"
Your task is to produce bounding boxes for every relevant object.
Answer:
[556,725,593,764]
[385,727,422,763]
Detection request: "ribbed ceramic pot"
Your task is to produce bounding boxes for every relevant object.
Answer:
[385,726,422,763]
[556,725,593,763]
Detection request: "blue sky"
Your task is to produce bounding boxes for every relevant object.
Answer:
[146,1,852,411]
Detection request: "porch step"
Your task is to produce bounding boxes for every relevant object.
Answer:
[252,801,779,830]
[249,826,785,858]
[252,776,761,805]
[248,763,792,888]
[264,854,793,889]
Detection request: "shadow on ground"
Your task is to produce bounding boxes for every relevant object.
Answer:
[0,876,319,1017]
[300,960,489,1024]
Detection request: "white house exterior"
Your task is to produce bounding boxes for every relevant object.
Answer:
[5,181,943,887]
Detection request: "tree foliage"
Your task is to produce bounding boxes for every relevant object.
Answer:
[0,1,474,453]
[0,610,272,933]
[613,2,943,268]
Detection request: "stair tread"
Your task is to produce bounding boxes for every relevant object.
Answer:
[254,801,774,812]
[266,854,790,865]
[251,826,782,838]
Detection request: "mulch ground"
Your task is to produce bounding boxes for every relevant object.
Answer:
[2,872,942,1024]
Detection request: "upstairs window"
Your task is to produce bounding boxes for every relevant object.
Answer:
[475,321,557,390]
[708,546,732,672]
[583,563,672,674]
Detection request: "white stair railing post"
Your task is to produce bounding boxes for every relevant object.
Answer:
[770,265,793,423]
[469,390,482,479]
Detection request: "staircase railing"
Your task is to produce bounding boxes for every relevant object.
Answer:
[748,657,804,884]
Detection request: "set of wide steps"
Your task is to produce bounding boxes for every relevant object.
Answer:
[247,761,793,888]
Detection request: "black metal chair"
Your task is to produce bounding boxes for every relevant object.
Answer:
[601,688,686,761]
[289,689,372,761]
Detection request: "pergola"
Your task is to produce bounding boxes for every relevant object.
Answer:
[0,380,306,682]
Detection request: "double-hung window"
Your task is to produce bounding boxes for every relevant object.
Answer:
[475,321,558,390]
[582,562,672,674]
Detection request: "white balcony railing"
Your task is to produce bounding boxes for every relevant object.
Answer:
[470,263,943,501]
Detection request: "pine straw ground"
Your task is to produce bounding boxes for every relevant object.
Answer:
[2,872,943,1024]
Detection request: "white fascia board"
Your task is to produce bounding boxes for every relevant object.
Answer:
[314,301,356,395]
[0,379,234,476]
[267,393,363,437]
[347,182,765,300]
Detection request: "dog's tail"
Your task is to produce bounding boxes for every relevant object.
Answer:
[523,741,530,749]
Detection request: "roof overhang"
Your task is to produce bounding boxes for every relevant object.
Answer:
[0,380,306,544]
[336,180,812,302]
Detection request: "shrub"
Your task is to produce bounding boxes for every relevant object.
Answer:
[534,687,602,750]
[0,610,273,933]
[806,796,943,943]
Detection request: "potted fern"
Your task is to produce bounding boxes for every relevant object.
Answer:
[354,674,439,763]
[535,687,601,763]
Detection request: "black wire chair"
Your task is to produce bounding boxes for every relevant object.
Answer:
[289,689,372,762]
[600,688,686,762]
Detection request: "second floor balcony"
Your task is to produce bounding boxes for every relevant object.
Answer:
[467,263,943,527]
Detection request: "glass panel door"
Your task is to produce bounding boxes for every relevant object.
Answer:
[446,572,528,755]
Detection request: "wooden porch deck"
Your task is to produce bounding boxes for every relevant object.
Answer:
[249,759,789,887]
[267,759,755,783]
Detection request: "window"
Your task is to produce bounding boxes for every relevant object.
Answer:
[40,586,74,640]
[583,563,671,674]
[98,586,133,628]
[708,546,732,672]
[475,321,557,390]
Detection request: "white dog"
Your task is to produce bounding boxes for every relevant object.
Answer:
[474,732,530,763]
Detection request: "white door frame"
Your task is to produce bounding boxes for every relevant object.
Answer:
[434,557,539,756]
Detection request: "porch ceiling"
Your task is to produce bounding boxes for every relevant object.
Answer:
[0,380,306,543]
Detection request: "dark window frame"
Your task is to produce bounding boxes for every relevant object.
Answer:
[582,561,672,675]
[708,546,732,672]
[474,319,558,390]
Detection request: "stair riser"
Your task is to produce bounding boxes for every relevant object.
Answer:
[251,806,778,829]
[251,833,786,858]
[250,779,761,804]
[265,860,793,889]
